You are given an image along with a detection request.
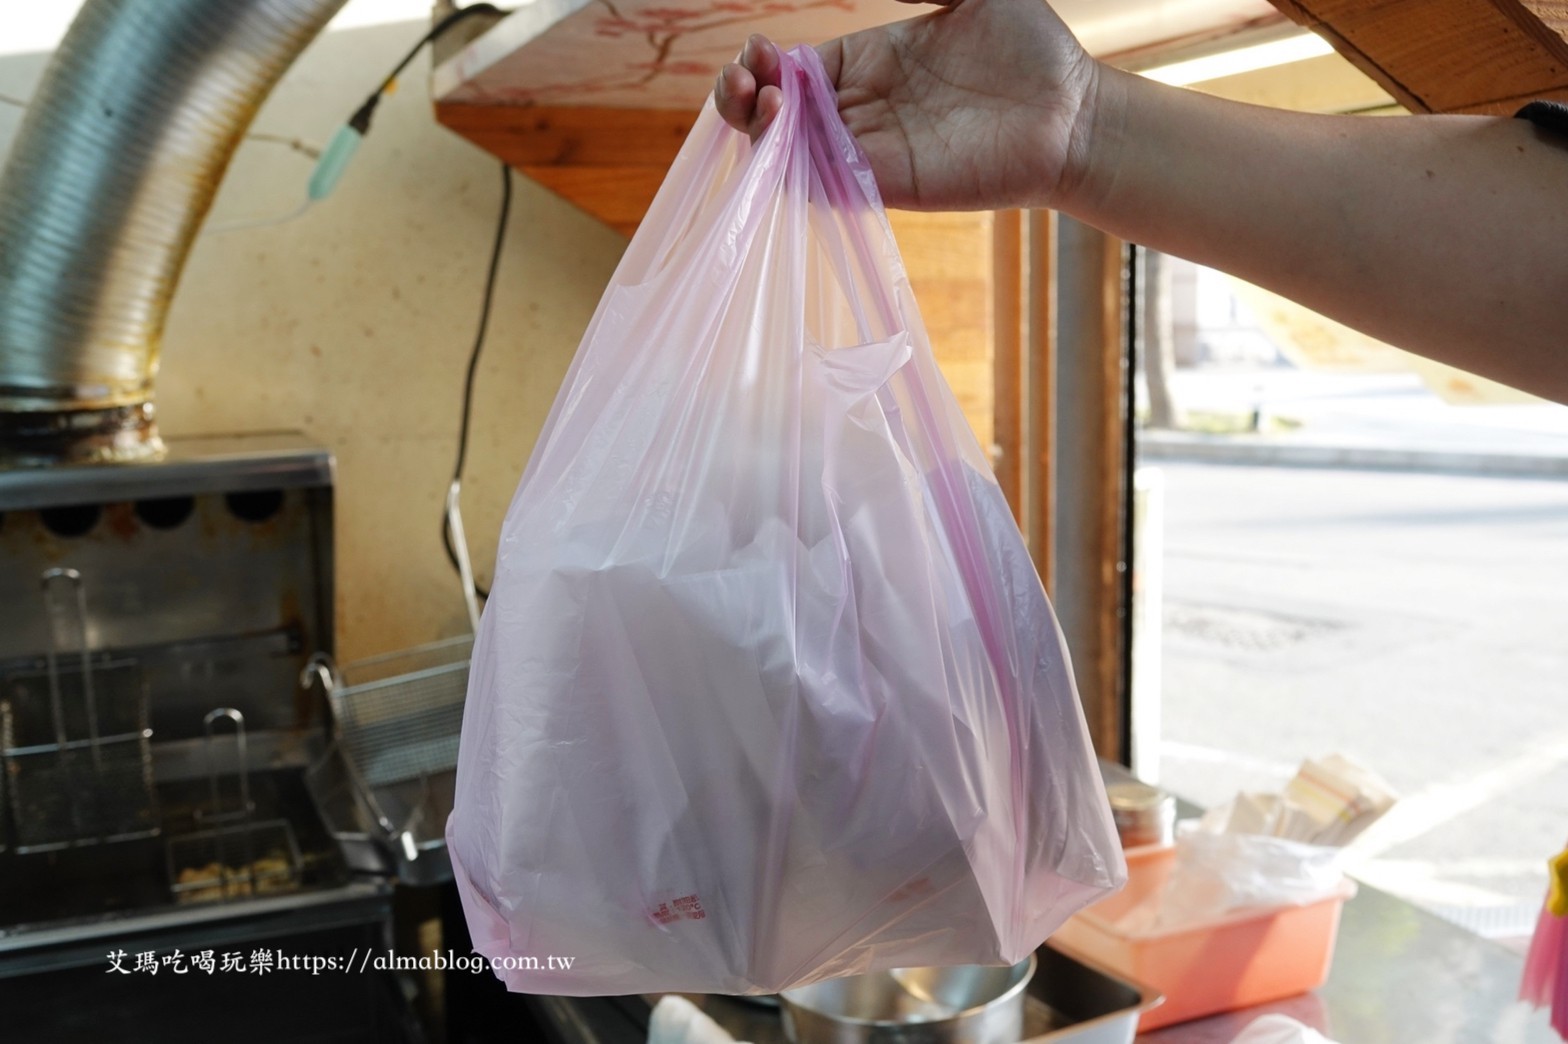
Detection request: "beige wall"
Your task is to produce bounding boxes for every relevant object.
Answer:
[0,19,627,660]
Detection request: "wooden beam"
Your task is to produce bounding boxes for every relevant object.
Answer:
[1502,1,1568,72]
[991,210,1025,525]
[1093,234,1130,764]
[888,211,996,451]
[1051,217,1128,763]
[1266,0,1427,110]
[1025,210,1057,594]
[1269,0,1568,112]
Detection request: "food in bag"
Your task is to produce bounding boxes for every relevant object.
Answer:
[446,44,1125,996]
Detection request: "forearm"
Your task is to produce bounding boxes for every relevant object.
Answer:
[1058,65,1568,403]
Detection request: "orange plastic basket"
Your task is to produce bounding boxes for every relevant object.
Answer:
[1052,843,1356,1031]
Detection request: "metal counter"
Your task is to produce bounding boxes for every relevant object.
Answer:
[501,764,1558,1044]
[513,881,1552,1044]
[1139,878,1553,1043]
[1109,762,1555,1043]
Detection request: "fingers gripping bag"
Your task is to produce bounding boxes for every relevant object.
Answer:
[445,45,1125,996]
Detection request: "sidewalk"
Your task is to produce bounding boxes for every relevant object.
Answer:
[1138,369,1568,478]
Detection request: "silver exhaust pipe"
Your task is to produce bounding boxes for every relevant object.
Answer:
[0,0,349,465]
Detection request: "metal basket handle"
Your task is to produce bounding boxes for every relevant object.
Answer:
[200,707,253,824]
[199,707,255,889]
[298,652,340,696]
[41,568,100,839]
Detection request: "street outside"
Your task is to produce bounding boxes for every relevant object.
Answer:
[1145,367,1568,947]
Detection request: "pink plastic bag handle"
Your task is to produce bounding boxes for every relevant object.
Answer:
[775,46,1026,736]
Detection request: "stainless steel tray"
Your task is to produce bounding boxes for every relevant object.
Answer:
[1020,942,1164,1043]
[657,942,1162,1044]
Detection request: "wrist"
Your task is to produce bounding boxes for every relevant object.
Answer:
[1047,58,1129,215]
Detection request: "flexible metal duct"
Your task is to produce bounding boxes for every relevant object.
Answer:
[0,0,349,465]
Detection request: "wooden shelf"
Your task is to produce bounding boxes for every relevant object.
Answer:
[429,0,899,232]
[429,0,1276,232]
[432,0,1568,231]
[435,103,696,236]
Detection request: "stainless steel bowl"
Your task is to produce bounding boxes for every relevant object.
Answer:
[780,955,1037,1044]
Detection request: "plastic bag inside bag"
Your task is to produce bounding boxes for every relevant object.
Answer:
[445,44,1124,996]
[1114,808,1346,933]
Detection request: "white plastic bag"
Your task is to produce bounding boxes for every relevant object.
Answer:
[1147,812,1347,931]
[647,997,746,1044]
[1229,1014,1339,1044]
[445,44,1124,996]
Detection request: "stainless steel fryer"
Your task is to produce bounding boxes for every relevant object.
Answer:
[0,434,420,1043]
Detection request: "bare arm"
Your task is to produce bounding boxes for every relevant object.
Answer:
[1073,66,1568,403]
[716,0,1568,404]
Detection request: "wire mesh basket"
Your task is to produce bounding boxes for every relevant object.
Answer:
[329,637,469,791]
[304,636,469,881]
[166,708,303,903]
[0,570,159,853]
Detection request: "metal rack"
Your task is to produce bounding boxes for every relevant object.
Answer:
[0,569,158,853]
[166,707,302,903]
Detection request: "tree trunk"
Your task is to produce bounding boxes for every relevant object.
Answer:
[1142,249,1184,430]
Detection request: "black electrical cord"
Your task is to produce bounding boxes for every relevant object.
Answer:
[336,2,511,598]
[346,3,504,136]
[442,162,512,597]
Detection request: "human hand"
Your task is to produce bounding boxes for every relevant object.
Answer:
[713,0,1104,211]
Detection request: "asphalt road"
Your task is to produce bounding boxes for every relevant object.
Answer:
[1151,460,1568,941]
